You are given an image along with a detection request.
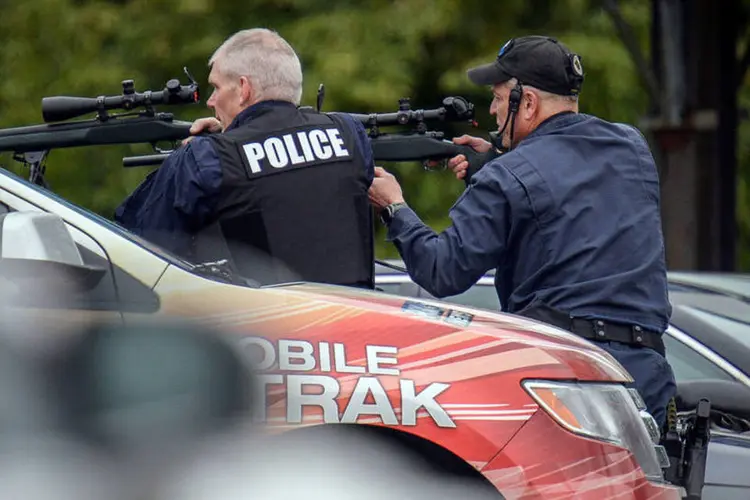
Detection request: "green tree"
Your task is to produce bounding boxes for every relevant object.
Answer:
[1,0,746,268]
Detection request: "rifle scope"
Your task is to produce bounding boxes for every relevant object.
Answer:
[41,67,200,123]
[348,96,475,127]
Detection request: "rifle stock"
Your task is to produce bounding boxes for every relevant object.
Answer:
[370,132,476,162]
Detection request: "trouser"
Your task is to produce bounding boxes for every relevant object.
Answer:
[589,339,676,427]
[517,304,676,428]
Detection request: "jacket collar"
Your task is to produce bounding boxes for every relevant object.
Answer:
[523,110,584,141]
[224,100,297,132]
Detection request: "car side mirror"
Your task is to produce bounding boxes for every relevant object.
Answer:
[0,211,107,293]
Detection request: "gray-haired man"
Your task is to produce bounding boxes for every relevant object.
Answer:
[116,28,376,288]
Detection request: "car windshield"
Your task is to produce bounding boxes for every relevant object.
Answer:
[0,167,194,270]
[684,305,750,350]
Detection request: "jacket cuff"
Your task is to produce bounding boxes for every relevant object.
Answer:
[385,206,422,242]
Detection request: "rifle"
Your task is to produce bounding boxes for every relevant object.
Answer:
[0,77,494,182]
[0,68,200,187]
[348,96,483,164]
[121,91,495,172]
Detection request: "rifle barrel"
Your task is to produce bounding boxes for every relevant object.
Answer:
[123,154,171,167]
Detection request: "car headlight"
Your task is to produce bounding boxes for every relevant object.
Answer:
[522,380,669,482]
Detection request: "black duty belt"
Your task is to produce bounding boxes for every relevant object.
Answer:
[518,304,666,357]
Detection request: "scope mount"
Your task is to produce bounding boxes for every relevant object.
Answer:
[93,67,197,123]
[359,95,475,138]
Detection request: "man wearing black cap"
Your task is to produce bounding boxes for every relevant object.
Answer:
[368,35,675,428]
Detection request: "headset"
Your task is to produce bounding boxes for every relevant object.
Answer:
[491,36,583,152]
[493,81,523,152]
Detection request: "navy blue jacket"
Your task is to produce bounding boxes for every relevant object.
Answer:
[387,111,672,333]
[115,101,374,257]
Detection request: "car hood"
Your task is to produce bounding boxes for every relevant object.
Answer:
[235,281,632,383]
[144,265,632,384]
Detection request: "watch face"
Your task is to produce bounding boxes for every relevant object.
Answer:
[381,205,395,225]
[381,203,404,225]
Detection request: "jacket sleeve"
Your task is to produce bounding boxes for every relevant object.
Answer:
[386,162,517,298]
[114,137,223,257]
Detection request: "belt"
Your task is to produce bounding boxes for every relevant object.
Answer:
[518,304,666,357]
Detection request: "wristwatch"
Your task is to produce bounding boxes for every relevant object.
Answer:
[380,202,408,225]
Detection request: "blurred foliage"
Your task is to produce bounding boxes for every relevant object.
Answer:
[0,0,747,268]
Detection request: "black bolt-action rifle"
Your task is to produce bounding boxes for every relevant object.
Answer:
[0,68,200,187]
[0,78,495,185]
[346,95,484,164]
[121,90,496,173]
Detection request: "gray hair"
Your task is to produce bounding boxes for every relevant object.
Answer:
[505,78,578,104]
[209,28,303,105]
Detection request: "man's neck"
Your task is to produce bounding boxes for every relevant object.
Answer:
[225,100,297,131]
[511,109,579,148]
[532,105,577,129]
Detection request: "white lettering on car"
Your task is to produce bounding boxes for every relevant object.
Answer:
[241,337,457,428]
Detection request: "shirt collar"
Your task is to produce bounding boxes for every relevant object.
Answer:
[224,100,298,132]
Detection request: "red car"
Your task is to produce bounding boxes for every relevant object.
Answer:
[234,285,680,499]
[0,95,683,498]
[0,207,680,499]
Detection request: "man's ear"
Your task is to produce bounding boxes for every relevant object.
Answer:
[522,90,538,120]
[238,76,255,105]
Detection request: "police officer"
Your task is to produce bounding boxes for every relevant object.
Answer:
[368,35,676,427]
[116,28,376,288]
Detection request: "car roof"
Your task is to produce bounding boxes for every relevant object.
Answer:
[668,291,750,376]
[377,260,750,289]
[668,271,750,301]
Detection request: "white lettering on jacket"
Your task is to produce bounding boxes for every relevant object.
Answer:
[242,128,351,174]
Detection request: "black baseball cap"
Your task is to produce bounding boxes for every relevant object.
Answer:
[467,36,584,96]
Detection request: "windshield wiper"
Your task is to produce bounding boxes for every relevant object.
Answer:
[191,259,260,288]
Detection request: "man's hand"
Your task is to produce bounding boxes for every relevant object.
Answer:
[368,167,405,210]
[182,117,223,145]
[443,135,493,180]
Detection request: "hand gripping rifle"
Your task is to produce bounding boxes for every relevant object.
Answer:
[346,95,492,170]
[0,68,200,187]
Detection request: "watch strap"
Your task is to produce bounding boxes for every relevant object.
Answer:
[381,202,408,225]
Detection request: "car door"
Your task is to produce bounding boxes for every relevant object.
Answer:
[662,326,750,500]
[662,327,749,385]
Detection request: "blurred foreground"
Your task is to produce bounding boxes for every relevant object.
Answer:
[0,312,499,500]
